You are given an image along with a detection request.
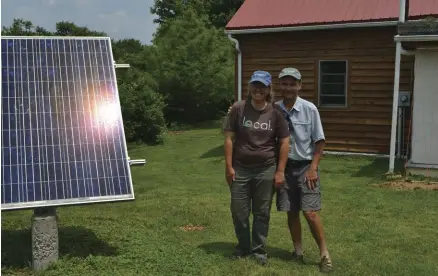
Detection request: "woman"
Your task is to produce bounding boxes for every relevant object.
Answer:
[223,70,290,265]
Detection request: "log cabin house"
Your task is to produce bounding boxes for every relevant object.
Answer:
[224,0,438,157]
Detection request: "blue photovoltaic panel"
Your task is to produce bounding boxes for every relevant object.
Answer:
[1,36,134,210]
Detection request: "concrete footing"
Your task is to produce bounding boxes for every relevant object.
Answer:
[31,207,59,271]
[405,161,438,178]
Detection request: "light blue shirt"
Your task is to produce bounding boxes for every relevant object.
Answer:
[276,97,325,160]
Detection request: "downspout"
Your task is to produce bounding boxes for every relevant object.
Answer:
[227,34,242,101]
[389,40,403,173]
[388,0,415,172]
[401,48,415,56]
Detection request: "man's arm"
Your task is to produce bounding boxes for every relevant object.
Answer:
[311,140,325,171]
[310,108,326,170]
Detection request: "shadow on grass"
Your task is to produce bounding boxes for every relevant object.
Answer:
[1,226,118,269]
[200,145,223,159]
[352,158,405,180]
[198,242,317,265]
[168,120,224,132]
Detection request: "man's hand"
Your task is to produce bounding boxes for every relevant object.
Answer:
[304,168,318,190]
[226,166,235,185]
[274,170,285,188]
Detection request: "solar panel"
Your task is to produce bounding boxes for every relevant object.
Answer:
[1,36,135,211]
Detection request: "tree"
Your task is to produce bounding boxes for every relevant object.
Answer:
[1,18,52,36]
[112,40,160,77]
[150,0,244,28]
[113,41,166,144]
[150,0,184,25]
[207,0,245,28]
[55,21,107,36]
[153,7,234,124]
[112,39,145,60]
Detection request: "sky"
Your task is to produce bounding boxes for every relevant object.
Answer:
[1,0,159,44]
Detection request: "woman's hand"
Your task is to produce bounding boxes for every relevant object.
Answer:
[274,170,285,188]
[226,166,235,185]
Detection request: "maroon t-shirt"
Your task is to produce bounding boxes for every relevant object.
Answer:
[224,100,290,168]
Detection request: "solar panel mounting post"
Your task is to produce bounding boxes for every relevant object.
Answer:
[128,157,146,166]
[114,63,130,68]
[113,63,147,167]
[31,207,59,271]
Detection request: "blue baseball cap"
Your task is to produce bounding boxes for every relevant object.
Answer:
[249,70,271,86]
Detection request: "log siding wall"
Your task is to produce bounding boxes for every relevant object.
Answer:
[235,26,414,154]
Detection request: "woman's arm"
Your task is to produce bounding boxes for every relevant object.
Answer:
[275,109,291,172]
[224,132,234,171]
[276,137,289,172]
[223,103,239,185]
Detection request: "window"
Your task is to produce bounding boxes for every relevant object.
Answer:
[318,61,348,107]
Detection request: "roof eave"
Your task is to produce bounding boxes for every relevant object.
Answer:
[225,20,398,35]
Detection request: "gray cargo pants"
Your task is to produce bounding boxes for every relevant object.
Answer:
[230,164,276,259]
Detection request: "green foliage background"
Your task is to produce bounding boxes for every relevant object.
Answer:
[2,0,244,144]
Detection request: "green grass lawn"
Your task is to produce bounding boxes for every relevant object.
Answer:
[2,125,438,276]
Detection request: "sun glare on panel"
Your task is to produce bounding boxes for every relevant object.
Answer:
[88,82,121,127]
[96,102,121,126]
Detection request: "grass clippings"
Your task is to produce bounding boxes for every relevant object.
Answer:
[179,224,206,232]
[377,180,438,191]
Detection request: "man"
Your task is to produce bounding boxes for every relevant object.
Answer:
[275,67,332,273]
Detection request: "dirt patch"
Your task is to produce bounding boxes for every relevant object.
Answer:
[179,224,206,232]
[376,181,438,191]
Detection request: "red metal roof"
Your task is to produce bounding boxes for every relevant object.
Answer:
[226,0,438,30]
[410,0,438,16]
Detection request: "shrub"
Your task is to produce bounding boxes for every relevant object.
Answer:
[118,68,167,145]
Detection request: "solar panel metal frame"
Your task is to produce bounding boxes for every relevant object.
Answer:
[1,36,135,211]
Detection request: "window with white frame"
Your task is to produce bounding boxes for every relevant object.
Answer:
[318,60,348,107]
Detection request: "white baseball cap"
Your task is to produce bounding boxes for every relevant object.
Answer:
[278,67,301,80]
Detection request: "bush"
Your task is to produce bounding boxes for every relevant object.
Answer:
[118,68,167,145]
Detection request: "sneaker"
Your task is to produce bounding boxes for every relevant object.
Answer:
[256,257,268,266]
[319,255,333,273]
[229,250,250,260]
[252,254,268,266]
[291,251,305,264]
